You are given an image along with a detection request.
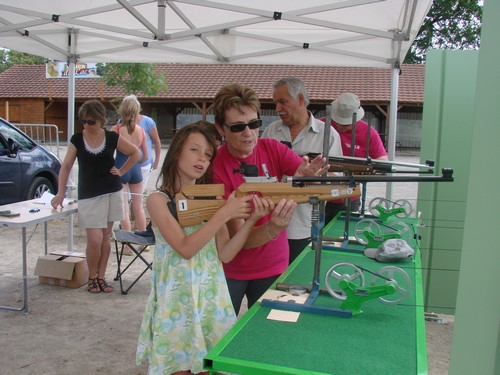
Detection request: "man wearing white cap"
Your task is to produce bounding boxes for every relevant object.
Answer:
[322,92,388,223]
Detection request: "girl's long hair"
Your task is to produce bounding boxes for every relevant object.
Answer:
[118,95,141,134]
[156,121,217,196]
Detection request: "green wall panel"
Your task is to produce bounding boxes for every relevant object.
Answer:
[424,250,462,271]
[420,226,463,253]
[449,2,500,372]
[419,200,467,222]
[422,227,464,250]
[424,270,460,314]
[417,50,478,314]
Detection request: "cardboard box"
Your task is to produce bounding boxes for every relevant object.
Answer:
[34,254,89,288]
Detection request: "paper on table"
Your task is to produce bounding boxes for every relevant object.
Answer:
[259,289,309,323]
[37,191,76,205]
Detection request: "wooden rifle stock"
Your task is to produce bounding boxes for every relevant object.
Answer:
[175,184,225,227]
[175,182,360,227]
[235,182,360,204]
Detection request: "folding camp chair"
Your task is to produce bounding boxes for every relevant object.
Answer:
[113,228,154,295]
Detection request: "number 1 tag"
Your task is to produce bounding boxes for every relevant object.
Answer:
[177,199,188,212]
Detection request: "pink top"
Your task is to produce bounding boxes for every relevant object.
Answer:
[212,138,302,280]
[321,117,387,203]
[320,118,387,159]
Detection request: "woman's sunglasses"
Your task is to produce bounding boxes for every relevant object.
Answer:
[224,118,262,133]
[80,119,97,125]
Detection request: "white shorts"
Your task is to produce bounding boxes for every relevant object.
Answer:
[141,163,152,192]
[78,191,124,228]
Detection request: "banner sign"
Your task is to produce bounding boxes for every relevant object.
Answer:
[46,62,101,78]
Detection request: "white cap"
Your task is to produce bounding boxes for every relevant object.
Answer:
[331,92,365,125]
[364,239,414,262]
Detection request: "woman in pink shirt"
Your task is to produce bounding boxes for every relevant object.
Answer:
[212,83,329,314]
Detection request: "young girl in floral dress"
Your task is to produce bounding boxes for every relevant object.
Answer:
[136,123,272,375]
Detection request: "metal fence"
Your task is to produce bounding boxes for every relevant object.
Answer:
[397,139,421,148]
[15,123,61,159]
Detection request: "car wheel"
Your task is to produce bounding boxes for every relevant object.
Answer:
[26,177,56,200]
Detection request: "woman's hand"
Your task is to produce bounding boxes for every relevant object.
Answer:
[295,154,329,177]
[51,194,64,209]
[110,166,122,176]
[268,198,297,231]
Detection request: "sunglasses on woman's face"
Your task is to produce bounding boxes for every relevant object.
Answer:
[224,118,262,133]
[80,119,97,125]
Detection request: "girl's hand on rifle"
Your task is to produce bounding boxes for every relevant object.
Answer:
[222,191,254,221]
[248,196,273,224]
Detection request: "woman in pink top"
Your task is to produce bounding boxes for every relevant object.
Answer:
[212,83,329,315]
[111,95,149,232]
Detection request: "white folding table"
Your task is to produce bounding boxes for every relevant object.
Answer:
[0,199,78,314]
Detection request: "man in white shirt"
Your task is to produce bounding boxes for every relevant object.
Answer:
[261,77,342,264]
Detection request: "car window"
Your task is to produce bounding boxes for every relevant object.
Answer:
[0,133,8,151]
[0,121,36,151]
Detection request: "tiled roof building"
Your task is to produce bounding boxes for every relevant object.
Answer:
[0,63,424,143]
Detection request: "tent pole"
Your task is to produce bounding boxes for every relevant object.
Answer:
[386,61,400,200]
[67,29,77,251]
[67,58,75,144]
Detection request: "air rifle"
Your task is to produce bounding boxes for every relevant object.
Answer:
[304,153,435,175]
[173,181,361,227]
[284,168,453,185]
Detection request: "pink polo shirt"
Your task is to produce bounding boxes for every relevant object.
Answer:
[212,138,302,280]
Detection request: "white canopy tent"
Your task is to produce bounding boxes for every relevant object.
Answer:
[0,0,431,163]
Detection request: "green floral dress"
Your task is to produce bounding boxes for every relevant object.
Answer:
[136,223,237,374]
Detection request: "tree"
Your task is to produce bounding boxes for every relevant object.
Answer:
[97,63,168,97]
[0,50,46,73]
[0,50,167,96]
[405,0,483,64]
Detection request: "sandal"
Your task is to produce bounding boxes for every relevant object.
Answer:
[97,278,113,293]
[88,278,100,294]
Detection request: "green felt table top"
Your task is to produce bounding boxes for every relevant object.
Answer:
[205,217,427,375]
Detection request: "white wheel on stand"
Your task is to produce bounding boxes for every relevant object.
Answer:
[369,266,412,304]
[385,221,412,242]
[354,219,380,245]
[368,197,390,217]
[325,262,365,301]
[393,199,413,218]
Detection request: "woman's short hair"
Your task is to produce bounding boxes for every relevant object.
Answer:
[78,100,107,128]
[212,83,261,125]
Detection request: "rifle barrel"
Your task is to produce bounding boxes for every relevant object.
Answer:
[305,153,434,171]
[284,168,453,184]
[328,155,434,170]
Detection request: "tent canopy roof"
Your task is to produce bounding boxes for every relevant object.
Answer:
[0,0,431,68]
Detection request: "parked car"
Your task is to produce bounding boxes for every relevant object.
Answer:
[0,118,61,205]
